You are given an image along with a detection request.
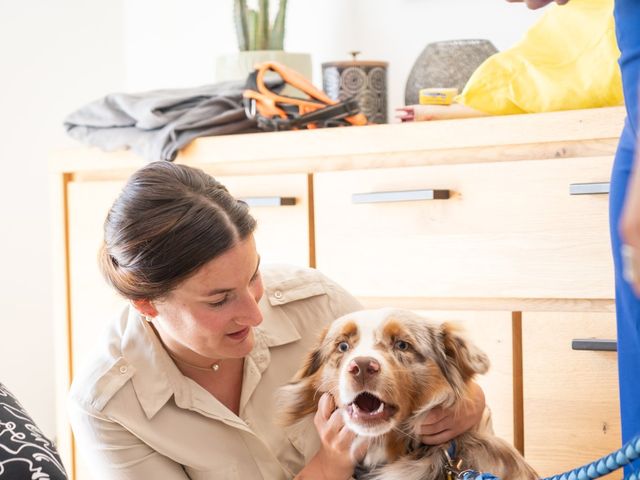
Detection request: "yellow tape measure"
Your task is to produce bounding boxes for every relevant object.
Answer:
[419,87,458,105]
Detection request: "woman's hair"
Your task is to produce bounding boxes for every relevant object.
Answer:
[99,161,257,301]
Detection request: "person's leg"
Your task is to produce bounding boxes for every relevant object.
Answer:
[611,0,640,474]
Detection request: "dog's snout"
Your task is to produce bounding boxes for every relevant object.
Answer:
[348,356,380,381]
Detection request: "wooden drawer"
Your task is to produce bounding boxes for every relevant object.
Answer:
[414,310,515,446]
[211,173,311,268]
[314,156,613,300]
[67,181,130,378]
[522,312,620,478]
[67,180,128,480]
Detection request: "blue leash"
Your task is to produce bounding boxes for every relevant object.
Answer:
[456,434,640,480]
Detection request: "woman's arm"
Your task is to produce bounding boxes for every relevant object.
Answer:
[68,401,189,480]
[620,154,640,295]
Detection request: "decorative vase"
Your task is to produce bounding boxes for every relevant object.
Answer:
[404,39,498,106]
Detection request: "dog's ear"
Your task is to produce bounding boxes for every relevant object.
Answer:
[276,327,328,426]
[292,334,327,380]
[435,322,490,393]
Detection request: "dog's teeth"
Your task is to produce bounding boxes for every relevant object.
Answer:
[375,402,384,414]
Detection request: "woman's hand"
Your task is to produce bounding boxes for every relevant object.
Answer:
[296,393,367,480]
[505,0,570,9]
[418,382,486,445]
[620,161,640,296]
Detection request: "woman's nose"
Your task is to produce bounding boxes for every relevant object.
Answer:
[237,290,263,326]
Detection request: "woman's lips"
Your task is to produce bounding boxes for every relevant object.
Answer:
[227,327,250,341]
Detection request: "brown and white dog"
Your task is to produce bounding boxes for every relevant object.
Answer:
[279,308,537,480]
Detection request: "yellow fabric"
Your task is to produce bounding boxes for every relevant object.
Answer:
[457,0,623,115]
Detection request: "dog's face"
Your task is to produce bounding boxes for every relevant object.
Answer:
[279,308,490,439]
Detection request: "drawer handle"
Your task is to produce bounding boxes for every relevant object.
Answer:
[571,338,617,352]
[239,196,296,207]
[569,182,610,195]
[351,189,451,204]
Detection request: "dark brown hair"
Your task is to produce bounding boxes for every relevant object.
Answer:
[99,161,257,301]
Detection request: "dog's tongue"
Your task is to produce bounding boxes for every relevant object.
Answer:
[355,392,382,413]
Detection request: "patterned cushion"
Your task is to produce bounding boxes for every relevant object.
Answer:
[0,383,68,479]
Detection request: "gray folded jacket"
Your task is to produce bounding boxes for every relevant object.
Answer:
[63,81,261,162]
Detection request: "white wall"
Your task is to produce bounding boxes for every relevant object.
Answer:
[1,0,543,462]
[0,0,125,442]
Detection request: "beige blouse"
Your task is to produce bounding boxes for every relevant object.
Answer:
[68,265,363,480]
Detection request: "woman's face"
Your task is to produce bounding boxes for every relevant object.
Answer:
[150,235,264,364]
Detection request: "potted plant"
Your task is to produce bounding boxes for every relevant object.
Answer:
[214,0,312,84]
[234,0,286,51]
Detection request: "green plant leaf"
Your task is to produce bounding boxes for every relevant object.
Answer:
[235,0,286,51]
[247,9,258,51]
[269,0,287,50]
[233,0,249,51]
[256,0,269,50]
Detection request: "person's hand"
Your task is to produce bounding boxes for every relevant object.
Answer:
[505,0,570,9]
[620,160,640,296]
[395,104,488,122]
[306,393,368,480]
[418,382,486,445]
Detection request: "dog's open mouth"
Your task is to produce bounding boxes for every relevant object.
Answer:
[346,392,397,423]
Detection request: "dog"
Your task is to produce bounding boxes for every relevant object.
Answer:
[278,308,538,480]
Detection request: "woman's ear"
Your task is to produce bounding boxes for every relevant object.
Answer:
[131,299,158,319]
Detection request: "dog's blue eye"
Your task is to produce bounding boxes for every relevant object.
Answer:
[338,341,349,353]
[395,340,409,351]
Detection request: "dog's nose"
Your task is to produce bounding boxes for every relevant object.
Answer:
[348,356,380,382]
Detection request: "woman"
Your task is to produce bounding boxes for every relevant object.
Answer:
[68,161,486,479]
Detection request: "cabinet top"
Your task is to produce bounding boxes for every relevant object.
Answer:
[51,106,625,177]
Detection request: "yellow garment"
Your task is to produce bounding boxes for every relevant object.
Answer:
[457,0,623,115]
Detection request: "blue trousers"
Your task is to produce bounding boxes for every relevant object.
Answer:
[610,0,640,474]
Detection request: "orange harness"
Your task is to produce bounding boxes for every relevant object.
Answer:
[243,61,368,131]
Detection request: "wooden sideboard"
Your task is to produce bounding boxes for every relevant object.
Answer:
[51,106,625,480]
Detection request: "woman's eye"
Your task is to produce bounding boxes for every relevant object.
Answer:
[395,340,410,351]
[337,341,350,353]
[208,297,228,308]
